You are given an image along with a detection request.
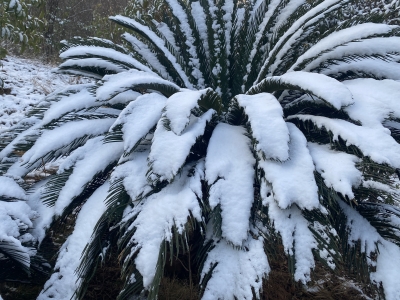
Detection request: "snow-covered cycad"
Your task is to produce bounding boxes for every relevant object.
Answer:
[1,0,400,299]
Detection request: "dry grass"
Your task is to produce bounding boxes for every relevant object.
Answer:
[0,282,43,300]
[159,277,200,300]
[262,242,375,300]
[84,247,124,300]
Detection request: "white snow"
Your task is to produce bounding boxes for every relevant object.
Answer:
[234,7,246,36]
[60,46,155,75]
[289,115,400,169]
[110,16,194,88]
[121,162,203,289]
[201,237,269,300]
[0,117,40,164]
[321,58,400,81]
[362,180,399,196]
[164,88,209,135]
[0,56,72,131]
[0,175,27,200]
[303,37,400,72]
[111,150,152,202]
[162,0,205,87]
[20,118,116,167]
[339,201,400,300]
[307,142,362,199]
[122,33,171,81]
[59,58,129,74]
[53,139,123,216]
[236,93,290,161]
[26,178,55,244]
[0,200,36,240]
[153,21,179,52]
[149,109,214,182]
[38,182,108,300]
[245,0,281,75]
[343,79,400,129]
[261,181,316,283]
[108,89,141,106]
[96,69,179,101]
[260,123,319,210]
[41,83,97,125]
[0,198,38,269]
[290,23,396,71]
[256,0,344,81]
[191,2,209,56]
[269,0,306,33]
[221,0,234,58]
[111,93,166,154]
[205,123,255,246]
[255,72,354,110]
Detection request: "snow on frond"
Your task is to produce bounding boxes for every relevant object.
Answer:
[149,108,214,182]
[339,201,400,300]
[59,46,155,75]
[256,0,346,81]
[41,84,97,125]
[322,58,400,81]
[110,93,166,154]
[121,162,203,289]
[122,33,171,80]
[290,115,400,168]
[234,7,246,35]
[59,58,128,75]
[290,23,398,71]
[108,90,142,106]
[110,15,194,89]
[0,118,41,163]
[236,93,290,161]
[96,70,180,101]
[205,123,255,246]
[261,181,317,283]
[38,182,108,300]
[343,79,400,129]
[201,237,269,300]
[385,120,400,132]
[20,118,116,168]
[164,89,210,135]
[362,180,400,197]
[303,37,400,73]
[245,0,281,75]
[163,0,205,86]
[220,0,235,55]
[27,180,57,244]
[308,143,362,199]
[52,138,123,215]
[152,21,179,52]
[267,0,306,32]
[250,71,354,109]
[111,150,152,201]
[0,176,27,200]
[191,1,209,55]
[0,199,38,270]
[259,123,319,210]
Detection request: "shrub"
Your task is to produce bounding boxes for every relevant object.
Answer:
[0,0,44,58]
[1,0,400,299]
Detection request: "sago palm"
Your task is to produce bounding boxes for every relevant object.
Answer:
[1,0,400,299]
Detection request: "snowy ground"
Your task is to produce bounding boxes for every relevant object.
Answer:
[0,55,85,132]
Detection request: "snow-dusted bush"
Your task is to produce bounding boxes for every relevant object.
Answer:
[0,0,44,58]
[1,0,400,299]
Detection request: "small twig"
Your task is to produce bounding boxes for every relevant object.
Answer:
[174,255,189,272]
[42,158,47,175]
